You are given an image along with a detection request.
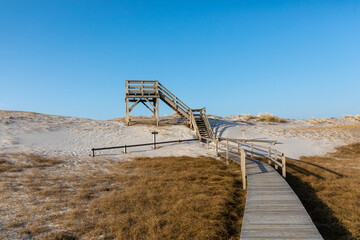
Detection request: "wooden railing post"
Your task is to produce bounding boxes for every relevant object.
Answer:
[215,137,218,156]
[237,140,240,154]
[226,140,229,165]
[282,153,286,178]
[274,150,279,170]
[251,143,254,158]
[207,138,209,149]
[124,145,127,154]
[268,147,271,164]
[240,148,247,190]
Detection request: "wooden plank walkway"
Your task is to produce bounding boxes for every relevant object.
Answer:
[218,151,323,240]
[240,157,323,240]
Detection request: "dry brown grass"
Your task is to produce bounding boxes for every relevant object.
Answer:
[298,124,360,131]
[285,143,360,240]
[311,117,332,124]
[344,114,360,121]
[257,113,286,124]
[0,154,245,240]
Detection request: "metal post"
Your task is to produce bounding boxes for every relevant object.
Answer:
[152,131,158,149]
[282,153,286,178]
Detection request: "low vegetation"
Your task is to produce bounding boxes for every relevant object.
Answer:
[311,117,332,124]
[286,143,360,240]
[344,114,360,121]
[0,154,245,240]
[236,113,286,124]
[257,113,286,124]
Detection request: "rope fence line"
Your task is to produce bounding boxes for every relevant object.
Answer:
[91,138,198,157]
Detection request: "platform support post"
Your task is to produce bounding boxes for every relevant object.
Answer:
[125,98,130,126]
[156,97,160,126]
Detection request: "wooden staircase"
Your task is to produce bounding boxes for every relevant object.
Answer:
[190,108,214,140]
[125,80,214,139]
[194,114,209,138]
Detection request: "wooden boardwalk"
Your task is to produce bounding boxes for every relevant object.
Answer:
[240,157,323,240]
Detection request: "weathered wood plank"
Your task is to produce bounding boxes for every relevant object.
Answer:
[239,157,323,240]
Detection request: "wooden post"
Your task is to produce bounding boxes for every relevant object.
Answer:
[274,150,279,170]
[282,153,286,178]
[237,140,240,154]
[226,140,229,165]
[92,148,95,157]
[156,97,160,126]
[240,148,246,190]
[125,81,130,126]
[124,145,127,154]
[268,147,271,164]
[215,138,218,156]
[207,138,209,149]
[251,143,254,158]
[125,98,130,126]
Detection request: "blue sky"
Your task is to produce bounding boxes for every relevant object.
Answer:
[1,0,359,120]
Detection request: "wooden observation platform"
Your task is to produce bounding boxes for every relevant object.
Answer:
[125,80,214,140]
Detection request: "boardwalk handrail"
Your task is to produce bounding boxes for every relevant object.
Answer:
[91,138,198,157]
[199,135,248,189]
[216,136,277,146]
[198,135,287,183]
[217,136,286,177]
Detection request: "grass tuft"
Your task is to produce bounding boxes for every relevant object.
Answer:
[257,113,286,124]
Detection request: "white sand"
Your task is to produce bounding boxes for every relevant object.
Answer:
[0,111,213,162]
[1,110,359,160]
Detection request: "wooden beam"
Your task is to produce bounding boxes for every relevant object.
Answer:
[141,101,155,114]
[129,99,141,112]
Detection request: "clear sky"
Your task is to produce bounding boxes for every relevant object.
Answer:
[1,0,359,120]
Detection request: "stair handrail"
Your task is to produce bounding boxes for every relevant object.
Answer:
[199,108,214,140]
[190,109,200,139]
[158,82,191,114]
